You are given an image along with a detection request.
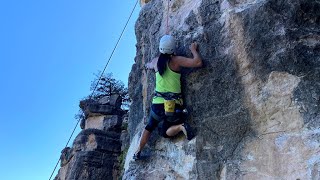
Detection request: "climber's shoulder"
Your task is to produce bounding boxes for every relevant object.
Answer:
[171,55,200,68]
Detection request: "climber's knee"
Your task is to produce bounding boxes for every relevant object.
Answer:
[145,116,158,132]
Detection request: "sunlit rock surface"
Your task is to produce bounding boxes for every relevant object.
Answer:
[54,96,125,180]
[126,0,320,179]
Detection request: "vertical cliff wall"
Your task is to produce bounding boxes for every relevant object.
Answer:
[126,0,320,179]
[54,95,126,180]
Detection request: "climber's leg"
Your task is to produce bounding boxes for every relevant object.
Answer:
[134,109,161,160]
[165,124,184,137]
[134,129,151,160]
[136,129,151,152]
[182,122,195,140]
[165,122,195,140]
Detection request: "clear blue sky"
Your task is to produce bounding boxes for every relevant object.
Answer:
[0,1,140,179]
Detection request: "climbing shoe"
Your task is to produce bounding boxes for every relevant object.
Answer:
[183,122,195,140]
[133,151,141,160]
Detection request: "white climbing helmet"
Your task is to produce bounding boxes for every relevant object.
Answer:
[159,35,175,54]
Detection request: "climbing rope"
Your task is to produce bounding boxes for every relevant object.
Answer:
[166,0,171,34]
[48,1,139,179]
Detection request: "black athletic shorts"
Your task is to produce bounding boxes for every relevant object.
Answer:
[145,104,185,138]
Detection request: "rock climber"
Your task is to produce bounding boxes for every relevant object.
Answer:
[133,35,202,160]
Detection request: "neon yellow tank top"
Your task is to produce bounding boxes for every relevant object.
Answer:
[152,63,181,104]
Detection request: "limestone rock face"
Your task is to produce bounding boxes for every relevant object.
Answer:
[80,95,124,117]
[54,95,126,180]
[55,130,121,180]
[126,0,320,179]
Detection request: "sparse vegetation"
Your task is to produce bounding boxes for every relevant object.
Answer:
[118,147,129,180]
[75,72,131,121]
[90,72,130,109]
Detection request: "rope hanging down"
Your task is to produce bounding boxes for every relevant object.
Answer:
[166,0,171,34]
[48,1,139,180]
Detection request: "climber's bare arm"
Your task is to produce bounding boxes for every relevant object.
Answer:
[171,43,202,70]
[145,57,158,70]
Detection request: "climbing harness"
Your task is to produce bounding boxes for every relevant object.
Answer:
[153,91,184,122]
[154,91,182,100]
